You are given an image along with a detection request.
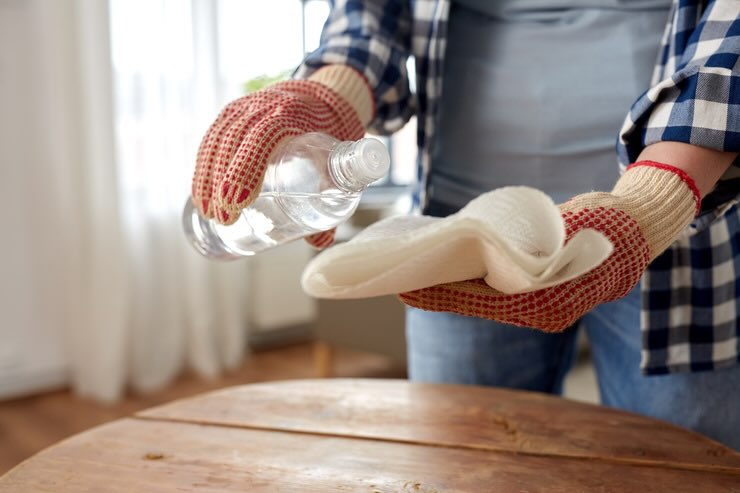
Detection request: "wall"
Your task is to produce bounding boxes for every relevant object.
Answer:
[249,241,317,333]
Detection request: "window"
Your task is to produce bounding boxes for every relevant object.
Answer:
[216,0,416,191]
[109,0,415,214]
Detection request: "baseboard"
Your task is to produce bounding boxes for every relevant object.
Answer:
[248,323,316,351]
[0,366,68,401]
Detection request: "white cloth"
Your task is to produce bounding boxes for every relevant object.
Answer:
[302,187,613,299]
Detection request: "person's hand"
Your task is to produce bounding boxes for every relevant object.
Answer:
[399,162,701,332]
[191,65,373,248]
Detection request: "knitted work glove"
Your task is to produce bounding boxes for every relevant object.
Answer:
[191,65,373,248]
[399,162,701,332]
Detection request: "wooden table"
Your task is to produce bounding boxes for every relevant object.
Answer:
[1,379,738,492]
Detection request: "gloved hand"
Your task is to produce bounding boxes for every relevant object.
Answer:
[399,161,701,332]
[191,65,373,248]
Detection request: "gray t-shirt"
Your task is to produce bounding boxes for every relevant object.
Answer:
[428,0,672,211]
[455,0,673,18]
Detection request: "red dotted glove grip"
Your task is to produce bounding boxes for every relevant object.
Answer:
[399,205,651,333]
[191,80,366,248]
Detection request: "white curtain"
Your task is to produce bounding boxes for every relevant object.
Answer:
[1,0,252,402]
[107,0,252,397]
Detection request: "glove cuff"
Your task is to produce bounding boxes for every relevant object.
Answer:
[308,65,375,127]
[613,161,701,259]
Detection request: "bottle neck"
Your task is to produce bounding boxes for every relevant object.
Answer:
[329,141,372,194]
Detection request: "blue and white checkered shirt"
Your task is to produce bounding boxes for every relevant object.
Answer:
[296,0,740,375]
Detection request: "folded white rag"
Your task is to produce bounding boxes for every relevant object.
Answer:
[301,187,613,299]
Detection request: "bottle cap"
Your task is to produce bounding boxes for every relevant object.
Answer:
[352,138,390,184]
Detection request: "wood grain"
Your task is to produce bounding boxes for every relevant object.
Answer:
[2,418,739,493]
[137,379,740,472]
[3,379,739,492]
[0,344,399,475]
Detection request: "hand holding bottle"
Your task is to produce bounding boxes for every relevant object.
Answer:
[190,65,374,247]
[184,132,389,259]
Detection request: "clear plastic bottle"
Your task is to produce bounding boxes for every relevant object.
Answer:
[183,132,390,260]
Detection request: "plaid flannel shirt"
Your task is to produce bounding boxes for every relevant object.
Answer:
[296,0,740,375]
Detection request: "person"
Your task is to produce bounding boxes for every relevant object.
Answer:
[191,0,740,448]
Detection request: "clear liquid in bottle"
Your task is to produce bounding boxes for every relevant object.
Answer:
[183,133,390,260]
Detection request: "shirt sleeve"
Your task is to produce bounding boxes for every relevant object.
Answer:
[294,0,414,135]
[617,0,740,167]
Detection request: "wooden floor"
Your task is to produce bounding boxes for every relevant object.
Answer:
[0,342,402,476]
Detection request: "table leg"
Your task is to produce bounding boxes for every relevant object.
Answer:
[313,342,334,378]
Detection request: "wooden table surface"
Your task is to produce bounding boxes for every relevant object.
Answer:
[1,379,738,492]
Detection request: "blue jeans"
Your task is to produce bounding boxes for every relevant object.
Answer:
[406,286,740,450]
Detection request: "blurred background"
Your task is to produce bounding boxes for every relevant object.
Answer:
[0,0,595,474]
